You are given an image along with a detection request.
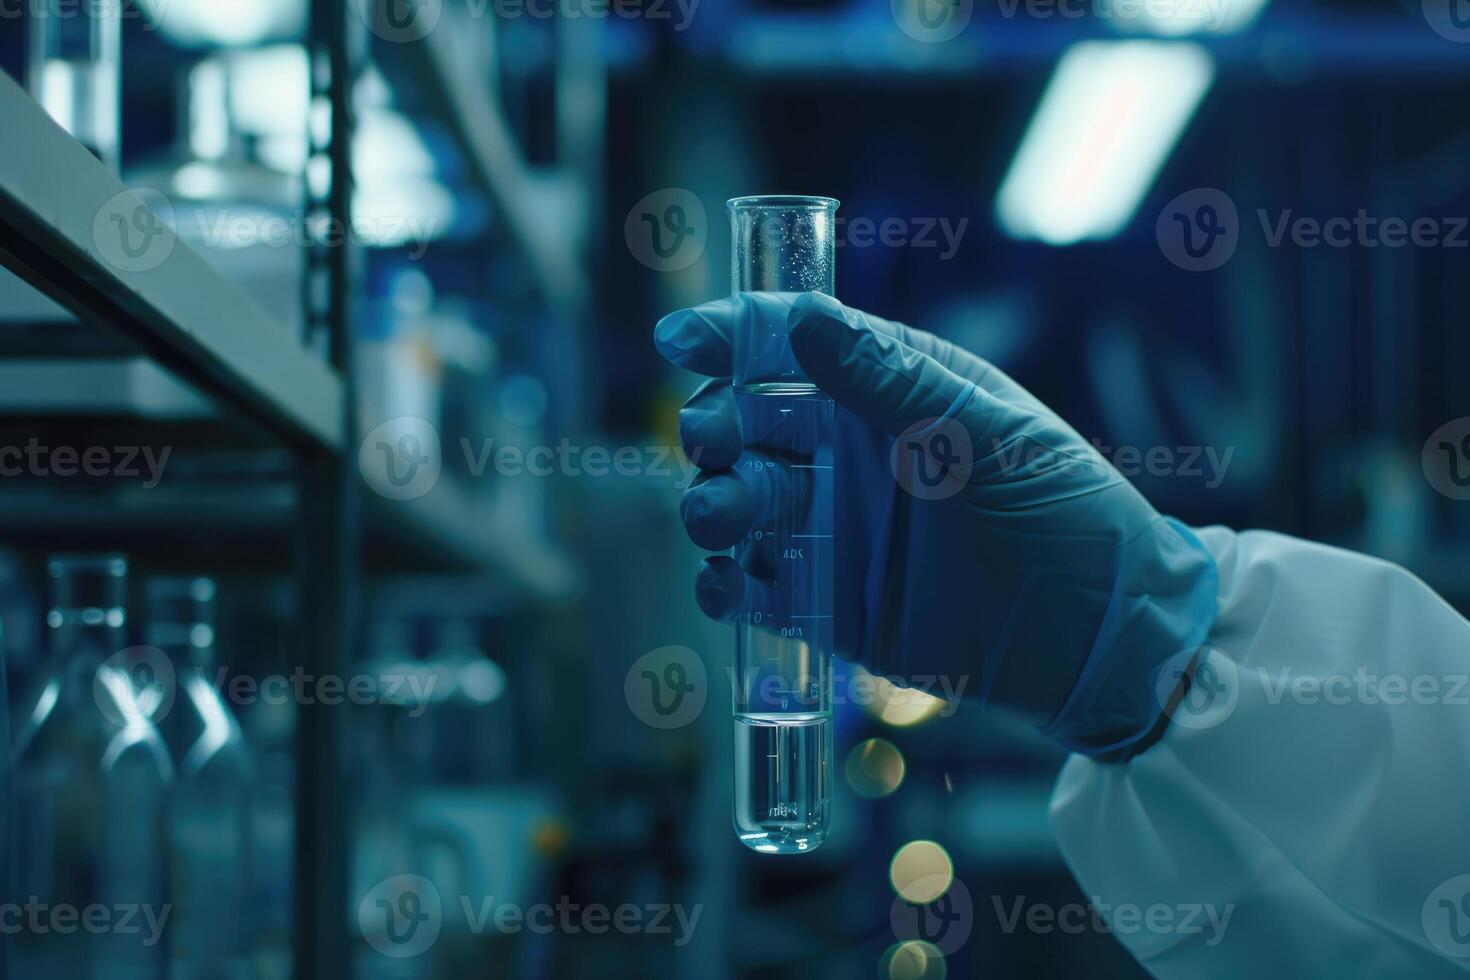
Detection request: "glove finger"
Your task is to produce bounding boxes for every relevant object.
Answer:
[679,447,795,552]
[732,519,778,582]
[654,297,744,377]
[694,556,776,625]
[658,292,1047,417]
[681,469,757,551]
[694,556,744,623]
[679,379,741,471]
[788,291,977,437]
[655,293,809,380]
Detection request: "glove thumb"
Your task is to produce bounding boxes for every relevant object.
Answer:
[788,292,976,435]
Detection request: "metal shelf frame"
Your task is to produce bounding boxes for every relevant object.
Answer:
[0,70,345,453]
[292,0,357,976]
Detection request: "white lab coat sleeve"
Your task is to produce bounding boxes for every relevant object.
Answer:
[1049,526,1470,977]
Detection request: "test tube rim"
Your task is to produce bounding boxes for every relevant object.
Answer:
[726,195,840,212]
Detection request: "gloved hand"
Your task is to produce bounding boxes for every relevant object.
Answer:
[655,291,1219,756]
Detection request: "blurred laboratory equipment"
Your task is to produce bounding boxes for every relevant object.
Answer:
[136,0,305,48]
[727,195,839,853]
[356,269,443,437]
[0,549,42,689]
[236,582,296,980]
[0,562,9,975]
[130,48,308,339]
[146,575,254,980]
[11,555,173,977]
[26,0,121,169]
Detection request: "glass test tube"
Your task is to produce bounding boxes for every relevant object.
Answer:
[728,195,839,854]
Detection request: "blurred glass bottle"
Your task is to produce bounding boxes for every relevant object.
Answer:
[26,0,121,169]
[0,566,10,975]
[429,619,511,783]
[146,576,254,980]
[11,555,173,977]
[239,580,295,980]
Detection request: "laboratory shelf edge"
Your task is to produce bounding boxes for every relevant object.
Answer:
[0,68,345,454]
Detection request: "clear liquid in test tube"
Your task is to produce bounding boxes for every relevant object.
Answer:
[727,195,839,854]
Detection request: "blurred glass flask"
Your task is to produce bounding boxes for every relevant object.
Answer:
[146,576,254,980]
[727,196,839,854]
[11,556,173,978]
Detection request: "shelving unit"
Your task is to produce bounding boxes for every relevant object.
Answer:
[0,0,596,975]
[0,40,353,972]
[0,69,344,453]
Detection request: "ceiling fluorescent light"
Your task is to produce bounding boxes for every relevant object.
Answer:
[995,41,1214,246]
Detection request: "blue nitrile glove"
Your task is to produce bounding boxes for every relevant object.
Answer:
[654,291,1219,756]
